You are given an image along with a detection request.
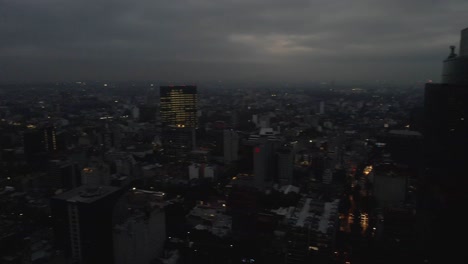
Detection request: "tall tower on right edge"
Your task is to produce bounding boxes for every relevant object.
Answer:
[420,27,468,263]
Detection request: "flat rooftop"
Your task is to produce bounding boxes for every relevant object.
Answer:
[53,185,121,204]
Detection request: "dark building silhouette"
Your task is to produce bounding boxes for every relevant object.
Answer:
[23,125,57,155]
[277,147,294,185]
[227,186,259,238]
[381,130,423,169]
[48,159,81,190]
[223,129,240,164]
[23,125,57,168]
[50,185,124,264]
[420,27,468,263]
[253,139,279,188]
[246,129,282,189]
[138,104,158,123]
[160,127,196,159]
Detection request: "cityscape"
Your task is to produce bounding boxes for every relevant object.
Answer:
[1,1,468,264]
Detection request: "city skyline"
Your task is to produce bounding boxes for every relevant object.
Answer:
[0,30,466,261]
[1,0,467,84]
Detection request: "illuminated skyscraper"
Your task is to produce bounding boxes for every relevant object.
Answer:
[160,85,198,159]
[160,85,197,128]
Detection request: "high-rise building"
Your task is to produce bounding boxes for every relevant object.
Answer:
[50,185,124,264]
[420,27,468,262]
[23,125,57,155]
[113,189,166,264]
[248,128,282,189]
[223,129,239,164]
[23,125,57,168]
[160,85,198,159]
[277,147,294,185]
[160,85,197,128]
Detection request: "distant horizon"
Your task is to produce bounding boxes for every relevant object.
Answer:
[0,78,432,88]
[2,1,466,85]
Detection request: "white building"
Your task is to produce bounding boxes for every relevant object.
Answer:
[113,190,166,264]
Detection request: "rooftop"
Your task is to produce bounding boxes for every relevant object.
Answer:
[388,130,422,137]
[53,185,121,204]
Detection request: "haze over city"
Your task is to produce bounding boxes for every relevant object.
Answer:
[1,0,468,84]
[1,1,468,264]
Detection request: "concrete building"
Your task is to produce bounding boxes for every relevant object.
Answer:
[113,189,166,264]
[373,164,407,207]
[248,128,283,189]
[188,163,217,180]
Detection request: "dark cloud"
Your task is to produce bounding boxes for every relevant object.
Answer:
[0,0,466,83]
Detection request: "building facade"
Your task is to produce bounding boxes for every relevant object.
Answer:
[160,85,198,159]
[160,85,197,128]
[420,27,468,262]
[50,185,124,264]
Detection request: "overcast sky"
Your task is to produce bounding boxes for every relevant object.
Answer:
[1,0,467,84]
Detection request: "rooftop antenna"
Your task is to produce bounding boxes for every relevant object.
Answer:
[448,45,457,59]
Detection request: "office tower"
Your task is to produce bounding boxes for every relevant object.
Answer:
[249,131,282,189]
[23,125,57,155]
[277,147,293,185]
[244,128,283,188]
[42,125,57,152]
[421,27,468,262]
[253,142,271,189]
[160,85,198,159]
[50,185,124,264]
[223,129,239,164]
[23,125,57,168]
[160,85,197,128]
